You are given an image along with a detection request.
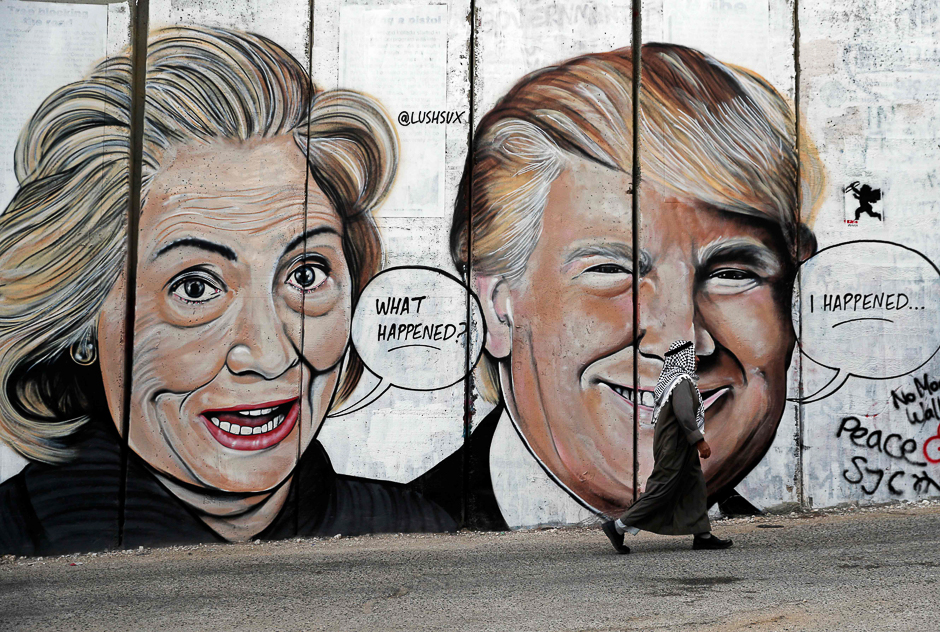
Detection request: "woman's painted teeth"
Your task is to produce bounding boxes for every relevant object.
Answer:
[200,399,300,450]
[209,414,286,436]
[241,407,277,417]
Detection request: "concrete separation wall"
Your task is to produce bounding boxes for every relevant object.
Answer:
[0,0,938,554]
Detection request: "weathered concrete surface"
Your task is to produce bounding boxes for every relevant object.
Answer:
[1,503,938,632]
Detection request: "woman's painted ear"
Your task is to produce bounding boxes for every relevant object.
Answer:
[473,275,512,359]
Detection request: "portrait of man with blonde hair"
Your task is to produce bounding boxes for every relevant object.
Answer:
[419,43,824,529]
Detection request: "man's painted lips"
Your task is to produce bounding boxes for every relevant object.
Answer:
[604,382,731,425]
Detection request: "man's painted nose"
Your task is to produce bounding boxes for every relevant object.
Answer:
[636,273,696,358]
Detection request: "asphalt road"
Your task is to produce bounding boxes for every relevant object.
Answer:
[1,503,938,632]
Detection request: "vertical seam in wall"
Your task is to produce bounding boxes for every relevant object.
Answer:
[296,0,316,538]
[118,0,149,548]
[631,0,641,505]
[793,0,806,510]
[462,0,476,530]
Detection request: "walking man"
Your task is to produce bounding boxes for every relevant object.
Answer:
[602,340,733,553]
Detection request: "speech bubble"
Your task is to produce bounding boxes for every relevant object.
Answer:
[793,240,940,403]
[327,266,485,416]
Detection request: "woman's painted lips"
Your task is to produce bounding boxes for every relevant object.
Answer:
[200,398,299,450]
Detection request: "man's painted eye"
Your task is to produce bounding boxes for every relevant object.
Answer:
[586,263,631,274]
[287,264,328,292]
[710,268,757,281]
[706,268,761,294]
[170,275,223,304]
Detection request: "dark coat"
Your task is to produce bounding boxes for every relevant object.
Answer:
[617,378,710,536]
[0,418,456,555]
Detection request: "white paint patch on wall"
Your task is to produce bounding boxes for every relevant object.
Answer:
[149,0,309,62]
[646,0,794,97]
[663,0,770,77]
[474,0,634,116]
[0,0,109,210]
[339,4,448,221]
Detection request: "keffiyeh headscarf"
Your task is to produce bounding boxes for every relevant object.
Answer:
[650,340,705,430]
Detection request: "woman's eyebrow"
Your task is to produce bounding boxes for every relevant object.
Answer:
[154,237,237,262]
[282,226,341,256]
[697,237,783,272]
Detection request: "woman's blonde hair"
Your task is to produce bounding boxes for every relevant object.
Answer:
[451,44,826,403]
[0,26,397,462]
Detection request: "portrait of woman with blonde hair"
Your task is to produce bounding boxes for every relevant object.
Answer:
[0,25,454,555]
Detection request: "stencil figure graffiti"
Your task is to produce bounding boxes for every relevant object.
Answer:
[844,182,883,221]
[0,26,453,555]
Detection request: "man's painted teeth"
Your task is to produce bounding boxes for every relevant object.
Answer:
[608,384,656,408]
[209,414,286,436]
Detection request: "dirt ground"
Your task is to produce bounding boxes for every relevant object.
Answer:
[1,500,938,631]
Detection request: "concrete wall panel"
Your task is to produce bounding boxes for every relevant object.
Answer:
[799,0,940,507]
[312,0,473,486]
[0,0,132,551]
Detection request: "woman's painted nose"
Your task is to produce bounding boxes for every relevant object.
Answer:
[226,299,298,378]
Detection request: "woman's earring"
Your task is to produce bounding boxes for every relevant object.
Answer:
[70,331,98,366]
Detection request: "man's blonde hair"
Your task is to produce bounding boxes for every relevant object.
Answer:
[451,44,825,403]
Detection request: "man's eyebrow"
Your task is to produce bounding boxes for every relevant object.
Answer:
[697,238,783,272]
[565,243,632,264]
[563,243,653,275]
[282,226,342,256]
[154,238,237,262]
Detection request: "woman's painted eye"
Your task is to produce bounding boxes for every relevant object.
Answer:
[586,263,631,274]
[287,263,328,292]
[170,275,223,304]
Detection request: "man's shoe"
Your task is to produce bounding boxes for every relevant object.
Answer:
[693,535,733,550]
[602,520,630,554]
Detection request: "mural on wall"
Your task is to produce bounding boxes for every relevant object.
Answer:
[415,44,826,529]
[2,0,940,554]
[0,26,455,555]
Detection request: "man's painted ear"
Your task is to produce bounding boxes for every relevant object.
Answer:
[797,224,817,263]
[473,275,512,359]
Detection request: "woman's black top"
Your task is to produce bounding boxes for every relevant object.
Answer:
[0,418,456,555]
